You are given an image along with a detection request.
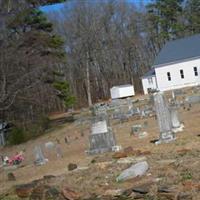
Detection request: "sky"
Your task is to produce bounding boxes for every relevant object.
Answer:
[40,0,152,13]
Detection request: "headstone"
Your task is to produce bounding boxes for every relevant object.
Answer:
[153,92,175,144]
[185,95,200,104]
[45,142,55,149]
[170,106,184,133]
[34,146,47,165]
[143,121,148,129]
[88,114,116,155]
[0,132,5,146]
[55,143,63,158]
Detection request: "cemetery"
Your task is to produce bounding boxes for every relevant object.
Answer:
[0,87,200,199]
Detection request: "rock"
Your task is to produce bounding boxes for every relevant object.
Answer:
[158,186,177,193]
[7,172,16,181]
[104,189,123,197]
[95,161,112,169]
[137,150,151,156]
[177,192,192,200]
[45,187,60,200]
[43,175,56,179]
[68,163,78,171]
[116,161,149,182]
[30,185,47,200]
[112,151,127,159]
[62,186,80,200]
[16,183,35,198]
[45,142,55,149]
[129,192,145,199]
[132,184,150,194]
[157,186,178,200]
[122,188,133,197]
[112,145,122,152]
[123,146,134,155]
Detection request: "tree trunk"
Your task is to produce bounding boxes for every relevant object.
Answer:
[86,52,92,107]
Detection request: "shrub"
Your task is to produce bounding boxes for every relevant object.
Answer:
[8,127,26,145]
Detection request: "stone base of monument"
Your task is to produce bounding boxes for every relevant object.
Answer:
[155,132,176,145]
[172,123,184,133]
[88,129,116,155]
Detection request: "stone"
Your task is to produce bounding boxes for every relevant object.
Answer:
[112,151,127,159]
[132,185,150,194]
[34,146,48,166]
[88,115,116,155]
[170,106,183,133]
[177,192,192,200]
[7,172,16,181]
[30,185,46,200]
[16,183,35,198]
[68,163,78,171]
[95,161,112,169]
[43,175,56,179]
[56,143,63,158]
[116,161,149,182]
[158,186,177,193]
[45,187,60,200]
[104,189,123,197]
[62,186,80,200]
[45,142,55,149]
[143,121,148,128]
[153,92,175,144]
[185,95,200,104]
[157,186,178,200]
[111,145,122,152]
[123,146,134,155]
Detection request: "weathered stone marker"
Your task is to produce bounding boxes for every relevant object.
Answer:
[170,106,183,132]
[34,146,47,165]
[88,114,116,154]
[153,92,175,144]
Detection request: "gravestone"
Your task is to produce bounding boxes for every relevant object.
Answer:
[0,132,5,146]
[88,114,116,155]
[45,142,55,149]
[34,146,47,165]
[185,95,200,104]
[170,106,183,132]
[153,92,175,144]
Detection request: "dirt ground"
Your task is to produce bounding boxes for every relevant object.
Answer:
[0,96,200,199]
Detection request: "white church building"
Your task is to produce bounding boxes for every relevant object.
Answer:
[141,34,200,94]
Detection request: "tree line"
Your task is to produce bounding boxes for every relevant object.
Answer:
[47,0,200,107]
[0,0,70,139]
[0,0,200,140]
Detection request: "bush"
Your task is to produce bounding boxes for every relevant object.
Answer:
[8,127,26,145]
